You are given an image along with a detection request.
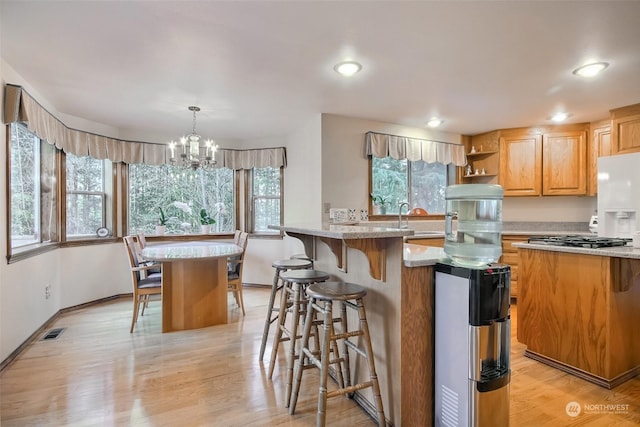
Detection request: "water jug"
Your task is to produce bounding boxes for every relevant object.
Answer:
[444,184,503,267]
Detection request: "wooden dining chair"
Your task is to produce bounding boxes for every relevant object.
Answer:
[228,231,249,315]
[136,233,161,274]
[124,235,162,332]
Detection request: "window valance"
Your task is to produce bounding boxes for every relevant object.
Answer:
[3,84,286,170]
[365,131,467,166]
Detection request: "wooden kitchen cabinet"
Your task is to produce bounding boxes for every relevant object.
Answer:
[588,119,612,196]
[610,103,640,155]
[499,234,528,299]
[499,133,542,196]
[497,125,588,197]
[542,131,587,195]
[406,237,444,247]
[518,248,640,388]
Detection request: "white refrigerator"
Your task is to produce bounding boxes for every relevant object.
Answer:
[597,152,640,238]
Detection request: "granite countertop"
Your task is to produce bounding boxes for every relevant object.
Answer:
[513,242,640,259]
[403,243,447,267]
[142,241,243,261]
[270,223,414,239]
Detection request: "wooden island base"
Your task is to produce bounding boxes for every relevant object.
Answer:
[517,248,640,388]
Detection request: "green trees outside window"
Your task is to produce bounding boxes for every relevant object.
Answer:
[371,156,448,215]
[128,164,235,234]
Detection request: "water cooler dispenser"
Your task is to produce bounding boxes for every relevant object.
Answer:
[434,262,511,427]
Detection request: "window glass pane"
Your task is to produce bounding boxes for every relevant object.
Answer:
[66,153,105,237]
[66,154,104,192]
[129,164,235,234]
[252,167,281,233]
[254,198,280,232]
[371,156,407,212]
[10,123,40,247]
[40,142,58,243]
[410,161,447,214]
[254,167,280,195]
[371,156,448,215]
[66,194,103,235]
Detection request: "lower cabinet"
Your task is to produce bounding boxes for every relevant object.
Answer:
[406,237,444,247]
[500,234,528,299]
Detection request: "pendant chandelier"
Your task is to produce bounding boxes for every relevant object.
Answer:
[168,106,218,170]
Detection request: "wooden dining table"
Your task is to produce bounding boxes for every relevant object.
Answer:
[141,241,243,332]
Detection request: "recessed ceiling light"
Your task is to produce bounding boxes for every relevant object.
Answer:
[551,112,569,122]
[427,118,443,128]
[333,61,362,77]
[572,62,609,77]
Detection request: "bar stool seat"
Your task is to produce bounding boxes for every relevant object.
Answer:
[268,269,330,407]
[289,282,385,427]
[290,253,314,268]
[259,258,313,361]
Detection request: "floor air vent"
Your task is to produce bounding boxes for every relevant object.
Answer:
[42,327,65,341]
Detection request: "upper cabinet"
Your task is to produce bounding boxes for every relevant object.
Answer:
[499,133,542,196]
[497,125,588,197]
[610,103,640,155]
[541,131,587,195]
[588,119,611,196]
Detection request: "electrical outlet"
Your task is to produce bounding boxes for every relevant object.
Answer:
[45,284,51,300]
[324,202,331,214]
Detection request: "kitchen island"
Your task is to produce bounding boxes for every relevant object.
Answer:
[271,223,445,426]
[514,242,640,388]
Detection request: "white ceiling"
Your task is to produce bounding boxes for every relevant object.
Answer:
[2,1,640,145]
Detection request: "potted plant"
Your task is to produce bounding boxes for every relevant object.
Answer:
[370,193,389,215]
[156,207,168,235]
[199,208,216,234]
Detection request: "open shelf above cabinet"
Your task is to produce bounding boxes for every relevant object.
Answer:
[463,173,497,178]
[466,150,498,157]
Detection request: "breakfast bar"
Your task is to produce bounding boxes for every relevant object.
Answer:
[515,241,640,388]
[272,223,446,426]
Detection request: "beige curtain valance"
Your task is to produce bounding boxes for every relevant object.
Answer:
[365,131,467,166]
[3,84,286,170]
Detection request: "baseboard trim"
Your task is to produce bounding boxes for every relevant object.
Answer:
[524,349,640,389]
[327,366,390,426]
[0,293,131,372]
[241,282,270,289]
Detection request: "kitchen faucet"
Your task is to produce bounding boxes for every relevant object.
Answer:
[398,202,410,229]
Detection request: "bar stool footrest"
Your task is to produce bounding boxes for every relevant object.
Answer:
[326,381,374,399]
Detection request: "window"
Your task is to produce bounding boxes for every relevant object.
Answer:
[249,167,283,234]
[65,153,112,238]
[128,164,235,234]
[371,156,449,215]
[9,123,58,250]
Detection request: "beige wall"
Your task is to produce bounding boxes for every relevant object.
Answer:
[320,113,462,220]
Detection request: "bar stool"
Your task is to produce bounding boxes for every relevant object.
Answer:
[289,281,385,427]
[259,258,313,361]
[290,253,314,268]
[268,269,330,407]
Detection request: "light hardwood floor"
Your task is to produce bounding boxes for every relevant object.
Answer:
[1,288,638,426]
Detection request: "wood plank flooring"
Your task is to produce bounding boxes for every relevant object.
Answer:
[1,288,638,426]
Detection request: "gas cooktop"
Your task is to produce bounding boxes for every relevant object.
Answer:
[527,235,631,248]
